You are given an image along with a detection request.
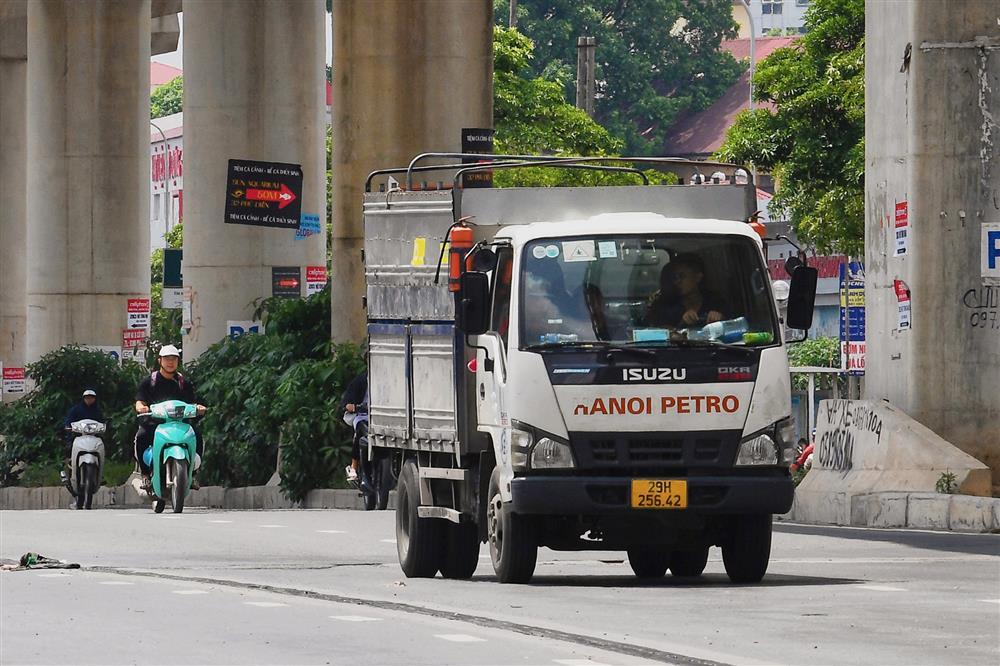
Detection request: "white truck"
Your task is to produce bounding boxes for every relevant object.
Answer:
[363,155,817,583]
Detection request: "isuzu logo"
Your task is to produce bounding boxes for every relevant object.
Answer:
[621,367,687,382]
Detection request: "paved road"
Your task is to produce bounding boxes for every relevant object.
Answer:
[2,508,998,665]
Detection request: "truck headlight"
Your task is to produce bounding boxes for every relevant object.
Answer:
[510,428,532,471]
[530,437,575,469]
[736,432,779,466]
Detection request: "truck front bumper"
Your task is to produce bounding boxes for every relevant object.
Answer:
[509,474,793,515]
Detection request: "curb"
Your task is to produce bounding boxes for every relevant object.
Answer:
[783,490,1000,533]
[0,484,397,512]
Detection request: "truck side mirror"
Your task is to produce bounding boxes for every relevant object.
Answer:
[457,272,490,335]
[785,266,818,330]
[470,248,498,272]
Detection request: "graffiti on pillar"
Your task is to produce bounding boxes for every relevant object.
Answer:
[962,285,999,330]
[818,400,884,475]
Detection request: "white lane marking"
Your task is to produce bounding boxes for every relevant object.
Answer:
[163,516,183,520]
[434,634,486,643]
[35,573,70,578]
[208,520,233,524]
[330,615,382,622]
[979,599,1000,604]
[380,538,396,544]
[258,524,285,528]
[99,581,134,586]
[479,554,492,560]
[857,584,906,592]
[316,530,345,534]
[553,661,613,666]
[244,601,288,608]
[171,590,209,595]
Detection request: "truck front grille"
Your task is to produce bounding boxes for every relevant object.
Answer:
[570,431,739,471]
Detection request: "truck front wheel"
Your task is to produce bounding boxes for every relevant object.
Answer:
[627,546,670,579]
[396,460,443,578]
[487,469,537,583]
[721,514,772,583]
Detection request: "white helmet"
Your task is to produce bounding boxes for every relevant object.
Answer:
[159,344,181,358]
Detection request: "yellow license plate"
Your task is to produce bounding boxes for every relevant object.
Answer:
[630,479,687,509]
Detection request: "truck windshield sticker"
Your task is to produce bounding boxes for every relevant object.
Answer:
[545,244,560,258]
[598,240,618,258]
[562,240,597,262]
[532,246,548,259]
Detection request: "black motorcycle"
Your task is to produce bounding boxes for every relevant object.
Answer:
[350,406,395,511]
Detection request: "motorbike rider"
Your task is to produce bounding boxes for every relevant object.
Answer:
[340,369,368,483]
[133,345,206,488]
[64,389,104,446]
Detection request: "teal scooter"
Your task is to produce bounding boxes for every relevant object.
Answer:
[140,400,201,514]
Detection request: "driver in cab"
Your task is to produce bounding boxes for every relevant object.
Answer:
[133,345,207,488]
[645,253,725,329]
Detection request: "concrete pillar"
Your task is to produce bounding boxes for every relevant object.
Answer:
[25,0,151,362]
[183,0,327,358]
[330,0,494,342]
[865,0,1000,490]
[0,0,26,395]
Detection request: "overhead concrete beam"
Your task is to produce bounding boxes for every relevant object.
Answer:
[151,0,182,19]
[151,12,179,55]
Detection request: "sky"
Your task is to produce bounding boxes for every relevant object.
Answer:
[151,13,334,69]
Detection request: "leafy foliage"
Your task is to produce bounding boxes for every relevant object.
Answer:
[150,76,183,119]
[187,287,365,502]
[499,0,742,155]
[0,348,146,486]
[716,0,864,254]
[787,336,843,392]
[492,27,674,188]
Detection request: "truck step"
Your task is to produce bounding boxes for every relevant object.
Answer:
[417,506,462,523]
[418,467,469,481]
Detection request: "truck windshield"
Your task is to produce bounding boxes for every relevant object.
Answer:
[520,234,778,348]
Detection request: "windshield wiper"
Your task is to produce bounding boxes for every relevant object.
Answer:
[524,341,656,357]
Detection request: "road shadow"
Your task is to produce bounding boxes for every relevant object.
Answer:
[775,522,1000,556]
[468,572,861,588]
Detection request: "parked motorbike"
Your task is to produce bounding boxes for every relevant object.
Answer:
[139,400,201,514]
[346,405,394,511]
[60,419,106,510]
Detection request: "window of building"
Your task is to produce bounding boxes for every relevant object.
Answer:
[762,1,783,14]
[796,0,810,6]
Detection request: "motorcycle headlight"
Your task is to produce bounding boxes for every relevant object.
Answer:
[530,437,575,469]
[736,431,779,466]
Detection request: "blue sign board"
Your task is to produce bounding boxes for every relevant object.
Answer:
[839,262,865,376]
[295,213,322,240]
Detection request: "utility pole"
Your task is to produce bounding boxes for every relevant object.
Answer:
[576,36,596,118]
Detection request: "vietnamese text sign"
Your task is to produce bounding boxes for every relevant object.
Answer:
[227,320,264,340]
[894,201,909,257]
[127,298,151,330]
[894,279,911,331]
[272,266,302,299]
[3,367,26,394]
[983,223,1000,282]
[305,265,327,296]
[461,128,495,188]
[225,159,303,229]
[163,248,183,309]
[295,213,322,240]
[838,263,865,375]
[123,328,147,348]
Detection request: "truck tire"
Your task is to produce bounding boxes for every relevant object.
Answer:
[722,514,772,583]
[487,469,537,584]
[396,460,443,578]
[439,521,480,579]
[669,546,709,577]
[627,546,670,579]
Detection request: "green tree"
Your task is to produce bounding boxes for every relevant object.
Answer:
[149,224,184,352]
[787,336,844,392]
[716,0,864,255]
[499,0,742,155]
[151,76,183,119]
[492,27,672,187]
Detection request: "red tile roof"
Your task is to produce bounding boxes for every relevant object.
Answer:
[662,36,799,157]
[150,62,183,88]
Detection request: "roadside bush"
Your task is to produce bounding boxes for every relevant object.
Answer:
[187,286,364,502]
[0,347,146,486]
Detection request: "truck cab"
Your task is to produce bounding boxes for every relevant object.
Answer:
[363,156,817,584]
